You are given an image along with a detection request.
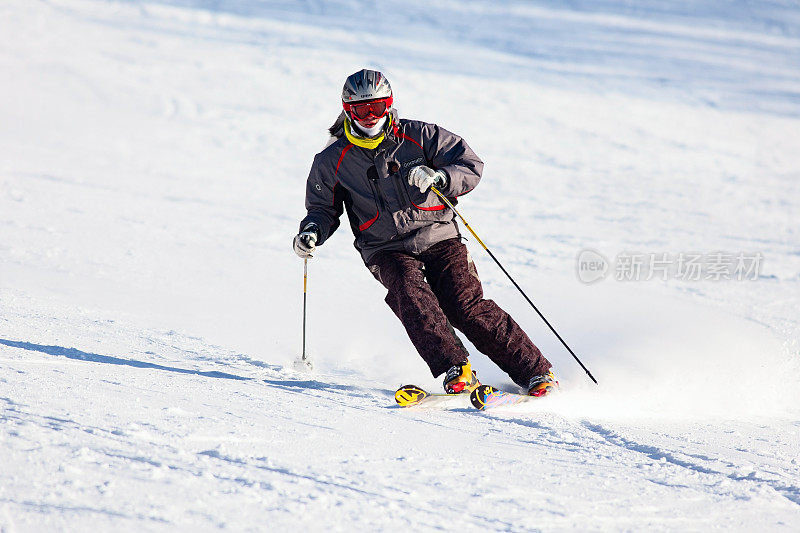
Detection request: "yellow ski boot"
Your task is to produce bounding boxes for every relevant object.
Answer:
[527,370,559,397]
[443,361,480,394]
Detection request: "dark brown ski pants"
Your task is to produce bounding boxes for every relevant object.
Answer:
[367,238,551,386]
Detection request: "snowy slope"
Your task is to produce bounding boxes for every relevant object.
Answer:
[1,0,800,530]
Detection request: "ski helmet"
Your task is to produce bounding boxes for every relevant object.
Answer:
[342,69,393,107]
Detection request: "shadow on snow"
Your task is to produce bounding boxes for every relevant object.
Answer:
[0,339,250,381]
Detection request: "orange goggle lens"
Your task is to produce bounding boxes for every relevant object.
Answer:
[346,98,391,120]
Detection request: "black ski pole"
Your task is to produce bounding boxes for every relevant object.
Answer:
[430,186,598,385]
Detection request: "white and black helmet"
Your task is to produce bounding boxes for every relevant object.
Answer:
[341,69,392,103]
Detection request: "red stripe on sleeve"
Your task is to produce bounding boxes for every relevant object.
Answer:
[335,144,353,176]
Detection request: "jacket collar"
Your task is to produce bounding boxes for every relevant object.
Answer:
[386,108,400,140]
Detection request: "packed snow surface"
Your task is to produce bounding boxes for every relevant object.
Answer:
[1,0,800,530]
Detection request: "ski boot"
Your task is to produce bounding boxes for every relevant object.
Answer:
[443,361,480,394]
[527,370,559,397]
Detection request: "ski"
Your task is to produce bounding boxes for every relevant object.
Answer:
[394,384,471,408]
[470,384,548,411]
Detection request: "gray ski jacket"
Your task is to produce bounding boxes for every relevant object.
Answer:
[300,111,484,264]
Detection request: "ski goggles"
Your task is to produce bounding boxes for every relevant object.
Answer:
[344,97,393,120]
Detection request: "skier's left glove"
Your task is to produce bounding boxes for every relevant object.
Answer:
[293,223,319,259]
[408,165,447,193]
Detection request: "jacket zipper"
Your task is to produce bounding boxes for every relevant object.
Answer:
[393,173,413,208]
[367,166,387,211]
[368,179,386,212]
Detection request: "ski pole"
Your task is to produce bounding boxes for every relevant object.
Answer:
[295,257,312,370]
[430,186,598,385]
[303,258,308,361]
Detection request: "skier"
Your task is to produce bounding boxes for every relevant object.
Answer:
[293,69,557,396]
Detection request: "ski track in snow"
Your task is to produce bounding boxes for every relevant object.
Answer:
[2,0,800,530]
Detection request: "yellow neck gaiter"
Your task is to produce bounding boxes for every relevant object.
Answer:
[344,115,392,149]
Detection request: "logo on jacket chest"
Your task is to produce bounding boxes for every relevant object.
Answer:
[392,157,425,177]
[401,157,425,169]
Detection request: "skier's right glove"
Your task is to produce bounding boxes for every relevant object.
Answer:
[293,223,319,259]
[408,165,447,193]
